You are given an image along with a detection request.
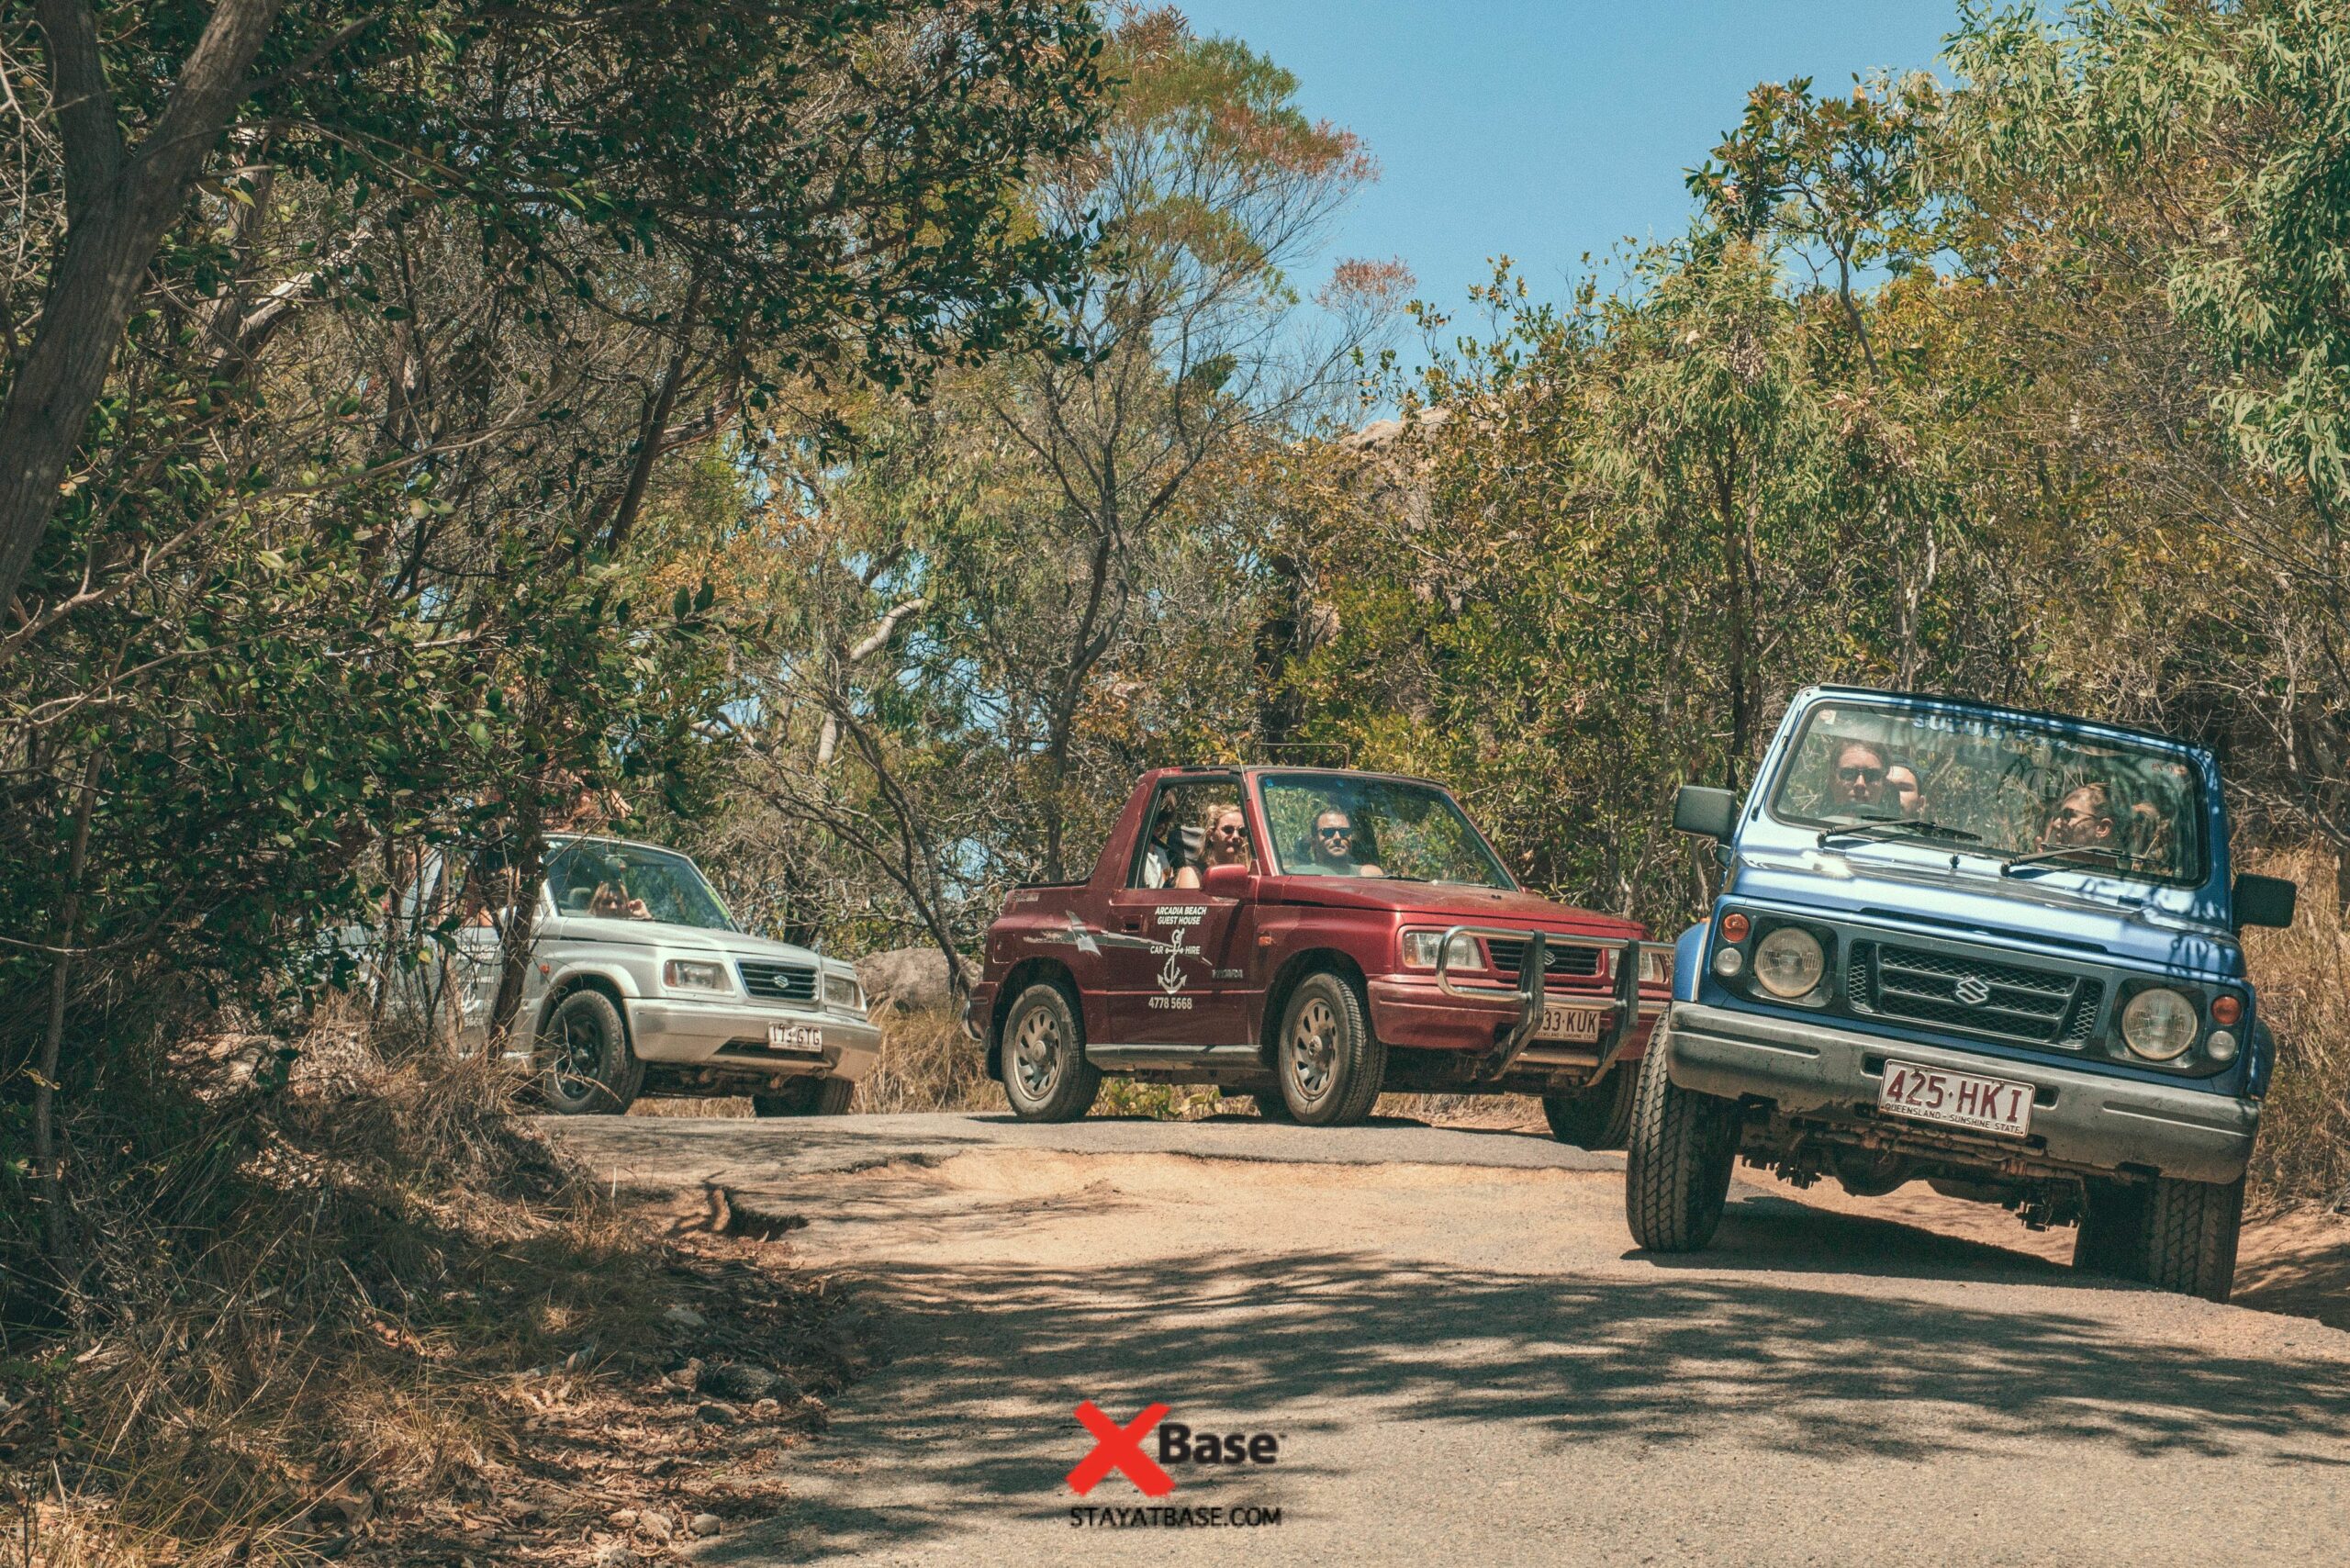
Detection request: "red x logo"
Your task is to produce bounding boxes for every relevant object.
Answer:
[1067,1400,1174,1496]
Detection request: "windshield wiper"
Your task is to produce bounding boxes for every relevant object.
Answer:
[2001,844,2141,876]
[1817,818,1984,849]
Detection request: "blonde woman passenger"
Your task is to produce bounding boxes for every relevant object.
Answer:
[1174,806,1253,888]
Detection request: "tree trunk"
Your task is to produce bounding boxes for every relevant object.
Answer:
[485,818,548,1052]
[1253,548,1305,749]
[1716,453,1754,794]
[34,746,102,1283]
[0,0,285,622]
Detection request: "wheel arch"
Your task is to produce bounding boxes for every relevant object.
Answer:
[1259,948,1369,1066]
[988,958,1079,1081]
[533,969,633,1049]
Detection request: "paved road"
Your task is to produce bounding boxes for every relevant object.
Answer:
[552,1113,2350,1567]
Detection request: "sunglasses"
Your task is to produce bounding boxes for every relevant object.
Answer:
[1315,825,1353,839]
[1836,766,1886,784]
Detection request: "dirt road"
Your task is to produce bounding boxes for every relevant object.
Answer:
[552,1113,2350,1566]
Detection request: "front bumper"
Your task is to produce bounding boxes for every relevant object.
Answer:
[626,996,881,1083]
[1665,1002,2258,1184]
[1366,975,1662,1063]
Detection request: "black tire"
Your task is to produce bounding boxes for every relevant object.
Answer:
[1542,1066,1639,1150]
[752,1076,854,1117]
[1623,1036,1739,1252]
[1276,970,1385,1126]
[2143,1175,2245,1303]
[2074,1178,2150,1281]
[538,988,643,1115]
[998,981,1100,1123]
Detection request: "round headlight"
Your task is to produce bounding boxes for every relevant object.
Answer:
[2121,987,2199,1061]
[1753,927,1826,999]
[2206,1029,2238,1063]
[1713,946,1745,979]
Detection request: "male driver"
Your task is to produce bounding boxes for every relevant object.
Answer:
[1884,758,1927,820]
[1828,739,1892,812]
[1307,808,1383,877]
[2042,781,2121,852]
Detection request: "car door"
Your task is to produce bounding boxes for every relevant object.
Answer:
[1099,777,1256,1046]
[447,857,547,1057]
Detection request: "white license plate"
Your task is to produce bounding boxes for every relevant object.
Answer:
[767,1022,824,1054]
[1877,1060,2032,1137]
[1533,1003,1604,1044]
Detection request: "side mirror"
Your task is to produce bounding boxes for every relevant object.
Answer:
[2232,873,2298,931]
[1673,785,1739,841]
[1202,862,1255,900]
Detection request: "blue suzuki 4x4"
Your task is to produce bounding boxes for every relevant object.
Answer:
[1627,686,2299,1301]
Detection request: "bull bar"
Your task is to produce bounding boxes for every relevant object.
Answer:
[1433,926,1674,1081]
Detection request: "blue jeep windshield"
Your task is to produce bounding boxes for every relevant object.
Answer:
[1766,702,2205,886]
[544,840,736,930]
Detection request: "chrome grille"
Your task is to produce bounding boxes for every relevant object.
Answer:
[1484,937,1604,981]
[1849,942,2091,1047]
[736,959,817,1002]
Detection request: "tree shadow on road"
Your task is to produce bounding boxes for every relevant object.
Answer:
[707,1205,2350,1563]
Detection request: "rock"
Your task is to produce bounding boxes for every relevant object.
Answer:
[748,1397,782,1420]
[640,1512,674,1542]
[695,1402,739,1425]
[691,1515,723,1539]
[607,1510,639,1529]
[694,1361,778,1401]
[660,1305,708,1331]
[854,946,977,1015]
[592,1541,632,1567]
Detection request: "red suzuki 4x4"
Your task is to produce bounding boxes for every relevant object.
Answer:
[967,767,1673,1141]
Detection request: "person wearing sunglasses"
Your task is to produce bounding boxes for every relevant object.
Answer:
[1303,807,1384,878]
[1827,738,1893,812]
[2041,780,2121,852]
[1174,806,1254,888]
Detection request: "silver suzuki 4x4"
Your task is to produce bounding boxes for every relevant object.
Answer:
[371,834,878,1115]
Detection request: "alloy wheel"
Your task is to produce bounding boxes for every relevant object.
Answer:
[1288,997,1337,1100]
[554,1010,605,1092]
[1013,1006,1061,1098]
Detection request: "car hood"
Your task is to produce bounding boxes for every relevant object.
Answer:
[550,916,838,969]
[1264,876,1641,936]
[1729,846,2244,980]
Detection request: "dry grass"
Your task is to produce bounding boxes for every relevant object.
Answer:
[0,1021,867,1568]
[618,1002,1545,1128]
[2244,845,2350,1215]
[628,1003,1001,1119]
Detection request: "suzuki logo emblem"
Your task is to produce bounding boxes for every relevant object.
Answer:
[1953,975,1991,1006]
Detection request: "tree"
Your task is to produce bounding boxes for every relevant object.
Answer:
[0,0,1108,627]
[707,6,1398,974]
[0,0,1110,1294]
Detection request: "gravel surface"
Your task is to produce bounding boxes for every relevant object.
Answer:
[550,1112,2350,1567]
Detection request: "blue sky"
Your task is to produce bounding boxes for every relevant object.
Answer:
[1176,1,1964,330]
